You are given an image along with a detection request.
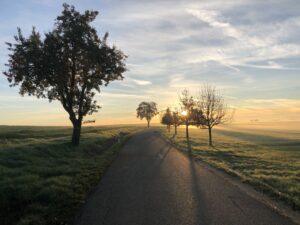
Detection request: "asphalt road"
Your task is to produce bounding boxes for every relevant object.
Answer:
[74,130,297,225]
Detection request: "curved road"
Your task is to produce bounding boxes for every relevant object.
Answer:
[75,130,298,225]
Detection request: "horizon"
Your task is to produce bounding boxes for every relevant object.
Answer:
[1,121,300,128]
[0,0,299,126]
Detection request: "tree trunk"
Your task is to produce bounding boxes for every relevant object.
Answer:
[185,120,189,140]
[186,120,191,152]
[168,125,170,132]
[175,125,177,135]
[147,120,150,128]
[208,126,212,146]
[71,119,82,146]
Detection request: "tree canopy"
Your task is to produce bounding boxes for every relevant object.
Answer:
[4,4,127,145]
[178,89,196,140]
[136,101,158,127]
[161,108,173,132]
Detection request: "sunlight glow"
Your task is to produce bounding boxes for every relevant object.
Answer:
[181,110,188,116]
[0,1,299,126]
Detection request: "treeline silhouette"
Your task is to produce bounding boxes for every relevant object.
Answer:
[137,85,234,147]
[164,86,233,147]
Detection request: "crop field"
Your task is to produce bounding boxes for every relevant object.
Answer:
[159,122,300,210]
[0,125,141,225]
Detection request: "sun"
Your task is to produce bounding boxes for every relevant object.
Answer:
[181,110,188,116]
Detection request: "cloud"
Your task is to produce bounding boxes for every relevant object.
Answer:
[185,7,300,70]
[132,79,152,85]
[0,0,300,125]
[186,9,242,39]
[243,98,300,106]
[233,98,300,122]
[186,8,267,47]
[100,92,144,98]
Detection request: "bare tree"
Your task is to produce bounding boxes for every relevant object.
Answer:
[197,85,233,146]
[136,102,158,127]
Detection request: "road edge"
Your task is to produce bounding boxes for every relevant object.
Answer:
[72,132,137,225]
[156,131,300,225]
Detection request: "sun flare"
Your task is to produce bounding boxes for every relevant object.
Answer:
[181,110,188,116]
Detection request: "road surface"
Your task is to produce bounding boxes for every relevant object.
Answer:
[74,130,298,225]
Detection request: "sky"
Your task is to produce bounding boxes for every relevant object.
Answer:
[0,0,299,126]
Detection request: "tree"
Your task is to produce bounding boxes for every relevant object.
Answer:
[136,102,158,127]
[4,4,127,145]
[161,108,173,132]
[178,89,195,141]
[197,85,232,146]
[172,111,181,135]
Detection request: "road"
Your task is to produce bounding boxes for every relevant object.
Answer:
[74,130,298,225]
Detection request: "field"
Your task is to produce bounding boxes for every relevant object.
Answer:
[159,122,300,210]
[1,123,299,225]
[0,125,141,225]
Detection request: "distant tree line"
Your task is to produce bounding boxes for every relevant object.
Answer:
[160,85,233,147]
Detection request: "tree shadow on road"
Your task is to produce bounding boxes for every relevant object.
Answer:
[188,155,211,225]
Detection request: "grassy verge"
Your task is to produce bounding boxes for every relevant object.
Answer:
[0,125,141,225]
[157,124,300,211]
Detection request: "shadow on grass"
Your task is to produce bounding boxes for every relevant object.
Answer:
[192,148,300,210]
[215,129,300,151]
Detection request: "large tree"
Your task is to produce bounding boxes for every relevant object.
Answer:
[136,102,158,127]
[4,4,127,145]
[197,85,232,146]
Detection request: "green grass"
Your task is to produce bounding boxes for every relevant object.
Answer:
[158,123,300,210]
[0,125,141,225]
